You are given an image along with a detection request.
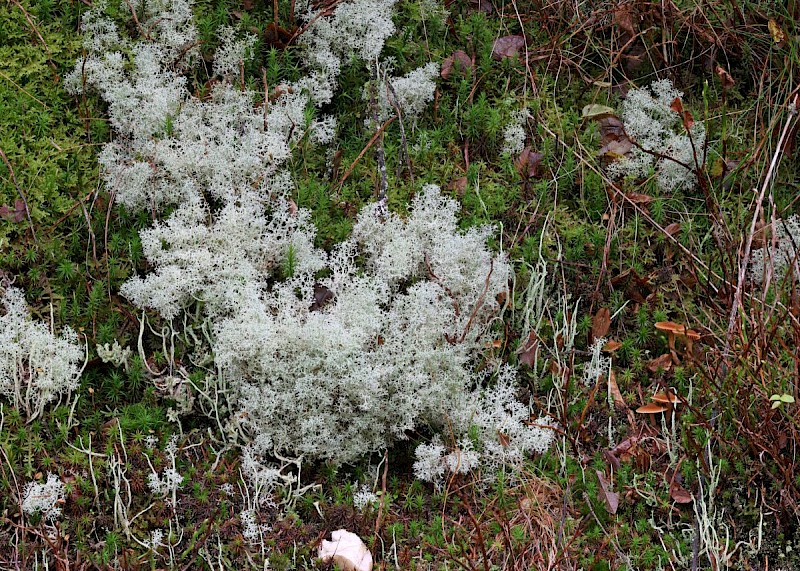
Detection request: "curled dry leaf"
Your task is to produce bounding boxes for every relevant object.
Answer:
[318,530,373,571]
[595,114,633,158]
[768,19,786,45]
[492,35,525,60]
[582,104,616,119]
[715,65,735,90]
[608,370,627,410]
[441,50,473,79]
[603,339,622,352]
[596,470,620,514]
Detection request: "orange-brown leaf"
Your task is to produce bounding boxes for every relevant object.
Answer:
[592,307,611,341]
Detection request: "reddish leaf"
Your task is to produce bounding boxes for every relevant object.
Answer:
[491,35,525,60]
[596,470,620,514]
[669,480,693,504]
[625,192,654,205]
[518,332,539,368]
[663,222,681,236]
[514,147,544,179]
[670,98,694,129]
[592,307,611,341]
[0,199,26,223]
[603,339,622,353]
[441,51,473,79]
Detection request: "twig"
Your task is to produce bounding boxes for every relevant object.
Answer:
[334,117,394,192]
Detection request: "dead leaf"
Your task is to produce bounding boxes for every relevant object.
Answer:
[471,0,493,14]
[613,5,636,36]
[592,307,611,341]
[518,332,539,368]
[441,51,473,79]
[492,35,525,60]
[582,104,616,119]
[603,339,622,353]
[497,431,511,447]
[647,353,673,373]
[608,370,627,410]
[596,114,633,159]
[514,147,544,179]
[670,98,694,129]
[310,283,334,311]
[609,435,640,462]
[0,199,26,223]
[596,470,620,514]
[663,222,681,236]
[448,176,468,196]
[768,19,786,45]
[669,480,693,504]
[625,192,654,206]
[715,65,735,90]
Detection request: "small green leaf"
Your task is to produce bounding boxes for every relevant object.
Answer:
[582,104,615,118]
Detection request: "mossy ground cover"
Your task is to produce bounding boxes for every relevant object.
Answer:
[2,0,800,568]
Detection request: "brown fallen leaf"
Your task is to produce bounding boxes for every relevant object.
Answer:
[608,370,627,410]
[596,470,620,514]
[625,192,654,206]
[592,307,611,341]
[448,176,468,196]
[441,51,473,79]
[669,480,693,504]
[603,339,622,353]
[517,332,539,368]
[514,147,544,179]
[715,65,735,90]
[647,353,673,373]
[613,5,636,36]
[663,222,681,236]
[492,35,525,60]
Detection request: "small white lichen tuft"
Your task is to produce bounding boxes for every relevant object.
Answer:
[0,287,83,422]
[22,473,66,521]
[607,79,705,192]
